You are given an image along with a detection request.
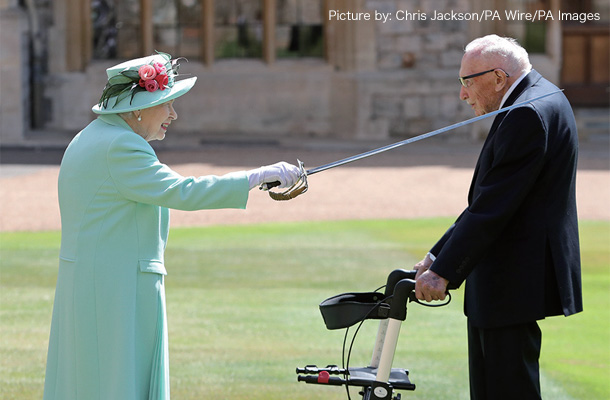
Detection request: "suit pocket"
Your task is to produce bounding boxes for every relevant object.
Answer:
[139,260,167,275]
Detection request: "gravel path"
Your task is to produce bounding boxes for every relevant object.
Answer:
[1,139,608,232]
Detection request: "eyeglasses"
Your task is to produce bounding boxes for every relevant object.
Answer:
[459,68,509,88]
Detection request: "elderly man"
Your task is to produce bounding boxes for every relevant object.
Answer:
[414,35,582,400]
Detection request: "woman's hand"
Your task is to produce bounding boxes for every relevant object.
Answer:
[247,162,302,190]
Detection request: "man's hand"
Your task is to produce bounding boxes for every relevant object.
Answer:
[415,269,449,302]
[414,253,434,279]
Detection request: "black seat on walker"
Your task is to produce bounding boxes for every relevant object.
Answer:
[319,292,390,330]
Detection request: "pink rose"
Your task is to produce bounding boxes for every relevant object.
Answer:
[155,73,169,90]
[144,79,159,92]
[153,62,167,75]
[139,79,146,87]
[138,64,157,80]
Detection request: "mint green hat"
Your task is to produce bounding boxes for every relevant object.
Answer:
[92,52,197,114]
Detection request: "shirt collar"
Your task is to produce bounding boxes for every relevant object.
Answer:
[499,68,531,109]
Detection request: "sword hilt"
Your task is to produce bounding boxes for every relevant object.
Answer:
[260,160,308,192]
[261,181,281,190]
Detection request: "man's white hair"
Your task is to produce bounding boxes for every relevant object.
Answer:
[465,35,532,76]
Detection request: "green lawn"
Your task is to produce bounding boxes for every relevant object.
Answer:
[1,219,608,399]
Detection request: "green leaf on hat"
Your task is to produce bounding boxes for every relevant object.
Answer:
[114,87,135,107]
[121,70,141,80]
[107,74,133,85]
[99,82,133,107]
[129,85,142,105]
[105,83,132,97]
[155,50,171,62]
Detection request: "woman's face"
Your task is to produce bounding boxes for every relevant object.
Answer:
[137,100,178,141]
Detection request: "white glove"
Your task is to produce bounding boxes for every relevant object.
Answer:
[246,162,301,190]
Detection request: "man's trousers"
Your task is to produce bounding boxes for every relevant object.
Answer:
[467,320,542,400]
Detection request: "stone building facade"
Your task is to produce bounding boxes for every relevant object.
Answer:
[1,0,608,146]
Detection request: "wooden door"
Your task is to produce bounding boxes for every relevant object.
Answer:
[560,1,610,107]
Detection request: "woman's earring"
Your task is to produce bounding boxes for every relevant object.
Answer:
[137,114,142,121]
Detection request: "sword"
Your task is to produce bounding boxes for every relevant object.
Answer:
[264,89,563,200]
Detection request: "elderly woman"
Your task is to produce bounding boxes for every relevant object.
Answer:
[43,53,300,400]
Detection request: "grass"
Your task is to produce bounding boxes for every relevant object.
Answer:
[1,219,608,399]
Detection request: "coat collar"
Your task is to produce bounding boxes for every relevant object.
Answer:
[501,69,542,107]
[95,113,156,152]
[97,113,135,132]
[488,69,541,135]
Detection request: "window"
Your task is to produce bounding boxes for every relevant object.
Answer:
[276,0,324,58]
[153,0,202,59]
[92,0,144,60]
[91,0,325,62]
[92,0,120,59]
[214,0,263,59]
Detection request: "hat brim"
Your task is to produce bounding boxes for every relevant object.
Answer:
[92,76,197,114]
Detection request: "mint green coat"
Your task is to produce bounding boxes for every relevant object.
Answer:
[43,114,249,400]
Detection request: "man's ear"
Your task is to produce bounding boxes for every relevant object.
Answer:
[494,70,509,92]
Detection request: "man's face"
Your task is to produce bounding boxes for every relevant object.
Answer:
[459,54,504,116]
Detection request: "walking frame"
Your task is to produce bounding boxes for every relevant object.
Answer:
[296,269,451,400]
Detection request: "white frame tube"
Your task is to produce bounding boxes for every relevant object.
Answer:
[370,319,389,368]
[375,318,402,383]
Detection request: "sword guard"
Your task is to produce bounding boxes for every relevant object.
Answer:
[263,160,308,201]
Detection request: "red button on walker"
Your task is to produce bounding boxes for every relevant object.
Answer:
[317,370,330,384]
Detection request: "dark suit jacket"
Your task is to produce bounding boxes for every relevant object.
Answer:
[430,70,583,328]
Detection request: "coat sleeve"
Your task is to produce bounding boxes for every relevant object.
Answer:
[106,132,249,210]
[430,106,547,287]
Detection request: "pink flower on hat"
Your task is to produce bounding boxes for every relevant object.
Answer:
[155,73,169,90]
[138,64,157,81]
[153,62,167,75]
[144,79,159,92]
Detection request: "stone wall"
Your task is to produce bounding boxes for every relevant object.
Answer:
[42,59,336,139]
[32,0,484,142]
[5,0,591,145]
[332,0,478,140]
[0,6,29,145]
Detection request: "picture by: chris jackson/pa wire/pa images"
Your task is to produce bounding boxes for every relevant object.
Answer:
[327,9,602,24]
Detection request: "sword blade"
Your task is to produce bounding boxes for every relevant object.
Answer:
[305,89,562,176]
